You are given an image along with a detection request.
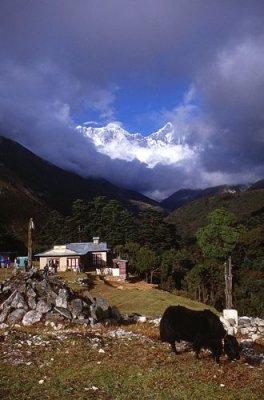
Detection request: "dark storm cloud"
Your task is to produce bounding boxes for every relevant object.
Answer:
[195,35,264,175]
[0,0,264,199]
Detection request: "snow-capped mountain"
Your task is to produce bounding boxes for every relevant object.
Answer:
[76,122,195,167]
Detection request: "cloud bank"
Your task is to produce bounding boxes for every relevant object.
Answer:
[0,0,263,200]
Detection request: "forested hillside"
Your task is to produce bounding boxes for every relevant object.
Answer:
[36,191,264,317]
[166,190,264,237]
[0,137,263,317]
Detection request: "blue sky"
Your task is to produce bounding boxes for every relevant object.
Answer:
[74,79,190,135]
[0,0,264,199]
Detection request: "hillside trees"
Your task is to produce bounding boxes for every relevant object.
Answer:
[37,210,65,249]
[37,197,139,248]
[196,208,244,259]
[184,261,224,305]
[233,223,264,317]
[160,248,192,291]
[194,208,246,308]
[37,197,179,252]
[137,209,179,253]
[135,246,159,283]
[114,241,141,274]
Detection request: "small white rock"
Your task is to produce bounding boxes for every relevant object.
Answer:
[38,380,44,385]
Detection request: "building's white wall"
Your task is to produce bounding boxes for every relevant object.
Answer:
[60,258,67,271]
[101,252,107,262]
[39,258,47,269]
[39,251,107,271]
[39,257,68,271]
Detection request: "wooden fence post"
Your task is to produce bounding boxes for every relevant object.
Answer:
[224,256,233,309]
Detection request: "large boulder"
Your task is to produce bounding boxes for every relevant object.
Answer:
[0,290,18,311]
[69,298,83,319]
[27,287,37,298]
[33,280,49,297]
[28,296,37,310]
[10,292,28,311]
[36,299,52,314]
[55,289,69,309]
[110,305,122,323]
[8,309,27,324]
[54,307,72,320]
[22,310,42,326]
[0,306,11,323]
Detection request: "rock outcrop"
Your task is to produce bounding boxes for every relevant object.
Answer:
[0,270,121,327]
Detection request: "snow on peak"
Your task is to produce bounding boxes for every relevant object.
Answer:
[76,122,195,167]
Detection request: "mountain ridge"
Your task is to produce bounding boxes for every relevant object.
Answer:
[166,188,264,238]
[161,184,252,211]
[0,136,160,249]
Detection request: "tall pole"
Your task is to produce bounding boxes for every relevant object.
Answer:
[28,218,34,269]
[224,256,233,309]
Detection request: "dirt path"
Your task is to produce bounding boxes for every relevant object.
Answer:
[103,277,158,290]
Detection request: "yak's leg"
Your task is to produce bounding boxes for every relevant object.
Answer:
[193,340,201,360]
[170,341,177,353]
[193,347,201,360]
[212,348,222,364]
[212,350,221,364]
[212,340,223,364]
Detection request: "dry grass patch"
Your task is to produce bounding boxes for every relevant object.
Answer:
[0,323,263,400]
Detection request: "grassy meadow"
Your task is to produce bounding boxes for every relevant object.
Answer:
[0,270,263,400]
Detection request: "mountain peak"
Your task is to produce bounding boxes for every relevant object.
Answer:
[76,121,193,168]
[105,122,124,130]
[150,121,175,143]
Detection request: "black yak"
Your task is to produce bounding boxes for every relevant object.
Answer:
[160,305,240,363]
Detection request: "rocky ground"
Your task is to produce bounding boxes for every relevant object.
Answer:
[0,321,263,400]
[0,270,263,399]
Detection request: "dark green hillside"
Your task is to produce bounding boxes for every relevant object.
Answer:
[0,136,159,249]
[166,190,264,237]
[160,185,247,211]
[160,188,203,210]
[0,137,158,214]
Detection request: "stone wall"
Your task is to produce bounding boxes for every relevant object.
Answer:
[238,316,264,342]
[0,270,122,328]
[220,310,264,342]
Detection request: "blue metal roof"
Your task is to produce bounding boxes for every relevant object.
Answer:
[66,242,109,254]
[35,241,109,257]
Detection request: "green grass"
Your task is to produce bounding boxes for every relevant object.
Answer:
[0,326,263,400]
[0,269,214,317]
[55,271,213,316]
[89,280,212,316]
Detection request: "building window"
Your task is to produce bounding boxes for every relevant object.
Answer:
[67,258,79,269]
[93,253,102,266]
